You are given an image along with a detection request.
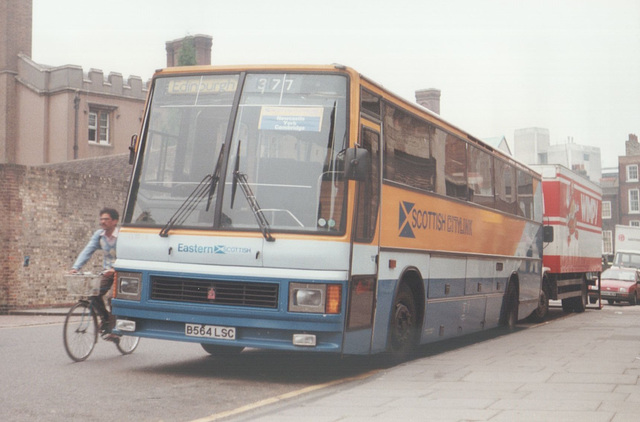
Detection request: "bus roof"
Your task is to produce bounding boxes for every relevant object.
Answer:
[152,64,538,177]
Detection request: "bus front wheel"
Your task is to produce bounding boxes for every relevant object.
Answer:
[387,283,418,358]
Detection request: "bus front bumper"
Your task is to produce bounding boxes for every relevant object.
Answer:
[112,303,344,353]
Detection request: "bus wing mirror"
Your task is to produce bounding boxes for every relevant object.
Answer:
[344,147,370,181]
[543,225,554,243]
[128,134,138,165]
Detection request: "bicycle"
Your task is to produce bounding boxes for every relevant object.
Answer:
[63,273,140,362]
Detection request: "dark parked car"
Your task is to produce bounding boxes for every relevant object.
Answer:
[598,267,640,305]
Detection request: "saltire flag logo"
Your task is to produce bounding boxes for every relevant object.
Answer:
[399,201,415,238]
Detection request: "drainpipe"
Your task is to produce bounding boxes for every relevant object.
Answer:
[73,93,80,159]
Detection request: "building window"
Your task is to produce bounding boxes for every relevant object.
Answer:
[627,164,638,182]
[88,109,111,145]
[602,201,611,219]
[602,230,613,255]
[629,189,640,213]
[631,221,640,227]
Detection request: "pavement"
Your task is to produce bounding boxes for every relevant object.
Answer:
[224,304,640,422]
[4,304,640,422]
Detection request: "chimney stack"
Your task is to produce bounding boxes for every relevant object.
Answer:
[166,35,213,67]
[626,133,640,156]
[415,88,441,114]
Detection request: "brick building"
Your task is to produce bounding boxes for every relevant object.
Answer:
[0,0,32,165]
[1,1,216,310]
[600,166,619,262]
[1,1,148,166]
[618,134,640,227]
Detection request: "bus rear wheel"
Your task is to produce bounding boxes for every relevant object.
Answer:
[387,283,418,358]
[529,283,550,322]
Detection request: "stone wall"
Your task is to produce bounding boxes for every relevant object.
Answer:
[0,157,129,312]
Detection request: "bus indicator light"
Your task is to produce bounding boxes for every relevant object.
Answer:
[326,284,341,314]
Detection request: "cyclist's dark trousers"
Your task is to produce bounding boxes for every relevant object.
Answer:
[95,273,114,321]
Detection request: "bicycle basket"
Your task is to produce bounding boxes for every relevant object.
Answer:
[65,274,101,296]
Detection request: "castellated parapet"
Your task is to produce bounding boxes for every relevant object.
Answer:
[16,54,147,99]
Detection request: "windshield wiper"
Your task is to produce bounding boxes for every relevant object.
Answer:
[234,172,275,242]
[230,141,275,242]
[159,143,225,237]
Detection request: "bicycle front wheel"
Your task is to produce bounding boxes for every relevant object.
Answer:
[116,335,140,355]
[63,301,98,362]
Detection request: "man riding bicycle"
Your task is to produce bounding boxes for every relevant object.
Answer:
[70,208,119,336]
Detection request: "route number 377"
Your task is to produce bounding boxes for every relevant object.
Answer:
[256,77,294,94]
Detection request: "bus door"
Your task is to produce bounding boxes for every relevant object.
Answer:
[343,121,381,354]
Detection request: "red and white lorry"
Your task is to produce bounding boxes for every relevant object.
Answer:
[530,164,602,320]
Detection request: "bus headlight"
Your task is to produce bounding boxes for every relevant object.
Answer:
[116,272,142,300]
[296,289,323,307]
[289,283,341,314]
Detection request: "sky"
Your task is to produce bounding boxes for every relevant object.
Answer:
[32,0,640,168]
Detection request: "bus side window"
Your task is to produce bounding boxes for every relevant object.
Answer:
[382,104,436,192]
[495,159,517,215]
[445,135,468,200]
[517,170,534,219]
[468,145,495,208]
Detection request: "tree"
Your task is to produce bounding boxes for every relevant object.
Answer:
[178,36,197,66]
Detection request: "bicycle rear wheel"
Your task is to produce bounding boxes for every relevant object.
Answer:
[63,301,98,362]
[116,335,140,355]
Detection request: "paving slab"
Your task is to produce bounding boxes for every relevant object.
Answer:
[230,305,640,421]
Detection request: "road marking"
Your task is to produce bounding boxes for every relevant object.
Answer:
[189,369,378,422]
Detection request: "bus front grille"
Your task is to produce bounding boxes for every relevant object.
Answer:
[150,276,279,309]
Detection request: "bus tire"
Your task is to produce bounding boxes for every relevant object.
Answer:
[500,280,518,330]
[529,282,550,322]
[387,283,418,359]
[201,343,244,356]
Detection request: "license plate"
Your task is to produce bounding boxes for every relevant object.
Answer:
[601,291,615,296]
[185,323,236,340]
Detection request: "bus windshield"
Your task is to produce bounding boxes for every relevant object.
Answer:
[127,72,349,235]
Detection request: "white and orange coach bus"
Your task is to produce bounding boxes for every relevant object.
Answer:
[111,64,543,357]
